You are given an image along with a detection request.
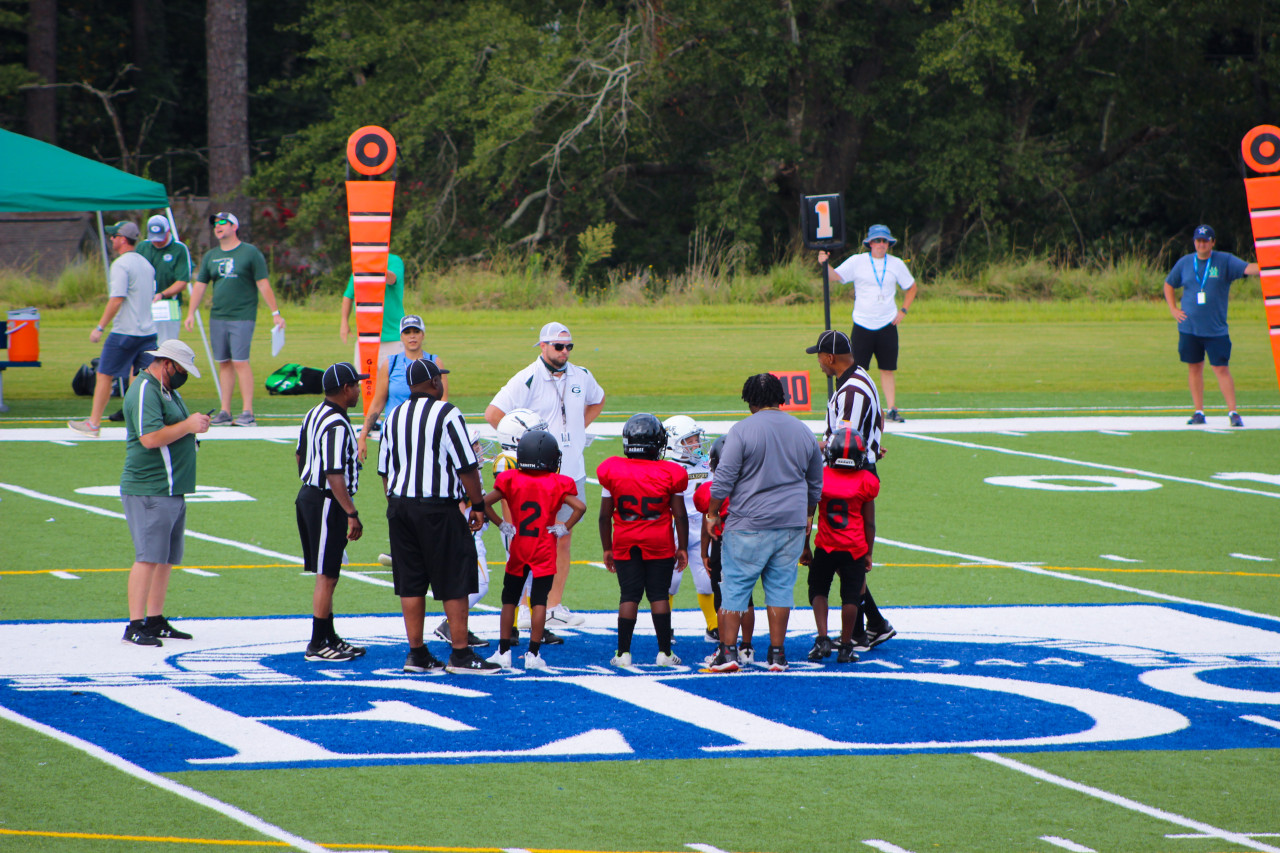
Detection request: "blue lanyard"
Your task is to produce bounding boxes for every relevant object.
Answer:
[870,256,887,294]
[1193,254,1211,291]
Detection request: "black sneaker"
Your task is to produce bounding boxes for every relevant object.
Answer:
[850,632,873,653]
[807,636,834,661]
[123,624,162,647]
[107,409,124,422]
[865,622,897,649]
[539,629,565,646]
[837,643,859,663]
[704,627,720,643]
[886,408,906,423]
[708,646,740,673]
[305,642,357,662]
[508,626,522,647]
[403,647,445,674]
[331,639,366,658]
[143,616,192,640]
[766,646,789,672]
[446,647,503,675]
[1187,411,1206,425]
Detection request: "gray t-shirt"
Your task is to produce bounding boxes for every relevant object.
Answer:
[710,408,823,531]
[109,251,157,337]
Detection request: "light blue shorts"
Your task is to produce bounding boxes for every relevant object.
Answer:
[719,527,805,611]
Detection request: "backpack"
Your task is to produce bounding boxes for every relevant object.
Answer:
[71,358,128,397]
[264,363,324,395]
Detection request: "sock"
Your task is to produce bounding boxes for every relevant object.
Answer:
[652,611,673,654]
[697,593,718,630]
[769,645,784,657]
[310,617,326,647]
[529,641,541,655]
[862,590,884,630]
[143,615,162,628]
[617,616,637,655]
[325,615,339,643]
[129,619,146,631]
[500,639,513,653]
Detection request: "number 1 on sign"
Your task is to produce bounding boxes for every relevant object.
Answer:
[814,201,833,239]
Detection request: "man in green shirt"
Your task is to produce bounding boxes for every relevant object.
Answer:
[120,339,211,646]
[184,211,286,427]
[137,214,194,344]
[339,252,407,362]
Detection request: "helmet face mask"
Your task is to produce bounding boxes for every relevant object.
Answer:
[516,429,562,472]
[707,434,727,472]
[496,408,548,450]
[824,427,868,470]
[622,412,666,460]
[663,414,707,464]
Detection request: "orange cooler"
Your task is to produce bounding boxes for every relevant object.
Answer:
[5,308,40,361]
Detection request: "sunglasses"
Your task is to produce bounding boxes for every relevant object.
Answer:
[213,219,232,226]
[550,342,574,352]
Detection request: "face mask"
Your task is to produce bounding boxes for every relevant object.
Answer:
[168,366,188,390]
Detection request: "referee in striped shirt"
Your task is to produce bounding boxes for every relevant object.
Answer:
[808,329,896,650]
[296,362,368,662]
[378,358,500,674]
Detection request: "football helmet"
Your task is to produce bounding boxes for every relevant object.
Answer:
[496,408,548,450]
[516,429,562,472]
[707,434,727,471]
[468,426,500,464]
[622,413,667,460]
[663,414,708,464]
[824,427,868,470]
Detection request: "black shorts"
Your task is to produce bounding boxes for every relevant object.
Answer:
[852,322,899,372]
[501,568,554,607]
[386,498,478,600]
[295,485,347,578]
[615,546,675,604]
[807,546,868,605]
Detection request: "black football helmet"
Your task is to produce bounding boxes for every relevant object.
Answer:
[516,429,562,472]
[707,434,727,471]
[824,427,868,470]
[622,413,666,460]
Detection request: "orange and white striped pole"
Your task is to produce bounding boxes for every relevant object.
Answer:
[1241,124,1280,394]
[345,126,397,410]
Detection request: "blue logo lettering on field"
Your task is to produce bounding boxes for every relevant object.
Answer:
[2,604,1278,772]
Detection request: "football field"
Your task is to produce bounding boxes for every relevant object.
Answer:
[1,405,1278,853]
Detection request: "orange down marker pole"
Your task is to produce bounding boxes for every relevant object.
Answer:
[1241,125,1280,395]
[345,126,397,409]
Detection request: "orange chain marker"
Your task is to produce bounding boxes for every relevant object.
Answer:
[1241,125,1280,394]
[345,126,397,408]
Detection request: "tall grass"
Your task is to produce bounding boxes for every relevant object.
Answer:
[0,260,102,309]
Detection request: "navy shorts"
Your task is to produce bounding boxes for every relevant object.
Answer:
[1178,332,1231,366]
[98,333,157,378]
[851,323,899,371]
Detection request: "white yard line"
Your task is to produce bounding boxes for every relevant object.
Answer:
[974,753,1280,853]
[1230,553,1275,562]
[863,841,917,853]
[0,704,331,853]
[1100,554,1143,563]
[1040,836,1096,852]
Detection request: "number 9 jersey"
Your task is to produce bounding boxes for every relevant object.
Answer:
[815,466,880,558]
[596,456,689,560]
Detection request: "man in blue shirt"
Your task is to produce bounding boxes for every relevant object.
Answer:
[1163,225,1259,426]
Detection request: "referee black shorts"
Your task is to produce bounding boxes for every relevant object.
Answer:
[386,497,479,600]
[807,546,868,605]
[295,485,348,579]
[851,322,899,372]
[615,546,676,605]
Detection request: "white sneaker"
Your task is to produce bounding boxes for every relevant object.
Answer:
[547,604,585,627]
[524,652,549,671]
[655,651,682,666]
[487,649,512,668]
[516,605,532,629]
[610,651,632,667]
[377,553,393,567]
[739,647,756,665]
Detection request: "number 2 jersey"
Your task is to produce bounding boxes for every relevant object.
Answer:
[596,456,689,560]
[492,468,578,577]
[815,467,880,558]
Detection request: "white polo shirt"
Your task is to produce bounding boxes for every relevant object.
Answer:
[833,252,915,331]
[489,358,605,481]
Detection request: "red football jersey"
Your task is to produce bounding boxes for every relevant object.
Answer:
[814,467,880,557]
[493,468,578,577]
[692,479,729,537]
[597,456,689,560]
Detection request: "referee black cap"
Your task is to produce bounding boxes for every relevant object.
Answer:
[405,357,450,387]
[805,329,852,355]
[322,361,369,392]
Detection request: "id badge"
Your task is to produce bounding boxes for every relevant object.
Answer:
[561,432,571,444]
[1197,291,1206,305]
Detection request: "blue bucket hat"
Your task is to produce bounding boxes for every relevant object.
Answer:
[863,224,897,245]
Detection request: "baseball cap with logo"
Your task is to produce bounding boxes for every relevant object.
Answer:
[405,357,449,386]
[400,314,425,333]
[145,339,201,377]
[104,221,140,240]
[805,329,853,355]
[1193,225,1215,241]
[322,362,369,393]
[209,211,239,228]
[536,321,572,345]
[146,214,171,241]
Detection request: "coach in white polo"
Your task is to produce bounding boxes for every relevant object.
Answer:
[485,321,605,627]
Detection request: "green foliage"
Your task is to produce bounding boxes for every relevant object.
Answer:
[0,260,103,309]
[570,222,616,293]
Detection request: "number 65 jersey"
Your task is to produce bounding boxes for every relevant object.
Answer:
[596,456,689,561]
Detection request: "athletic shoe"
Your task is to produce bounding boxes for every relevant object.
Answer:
[487,649,512,668]
[377,553,393,567]
[107,409,124,422]
[508,626,521,647]
[707,647,740,673]
[517,605,532,629]
[144,616,192,640]
[837,643,860,663]
[850,632,873,653]
[547,605,585,627]
[209,410,234,426]
[524,652,550,671]
[540,629,565,646]
[403,647,445,674]
[704,627,720,643]
[305,642,357,662]
[610,651,633,667]
[864,621,897,649]
[1187,411,1206,425]
[766,647,789,672]
[807,636,834,662]
[739,646,755,665]
[123,624,162,647]
[655,651,682,666]
[1229,411,1244,428]
[233,411,256,427]
[331,639,366,657]
[431,619,488,647]
[446,647,502,675]
[67,419,100,437]
[886,408,906,423]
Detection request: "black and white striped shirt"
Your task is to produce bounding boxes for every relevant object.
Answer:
[377,393,478,498]
[826,363,883,460]
[296,400,361,495]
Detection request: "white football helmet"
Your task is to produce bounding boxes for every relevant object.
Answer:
[496,408,549,450]
[468,426,500,464]
[663,414,708,464]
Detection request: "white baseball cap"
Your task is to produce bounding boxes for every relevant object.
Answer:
[536,321,572,345]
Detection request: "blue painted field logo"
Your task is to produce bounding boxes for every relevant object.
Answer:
[2,605,1278,772]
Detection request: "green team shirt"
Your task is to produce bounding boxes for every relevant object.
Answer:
[343,253,406,342]
[137,238,194,307]
[196,241,269,321]
[120,373,198,496]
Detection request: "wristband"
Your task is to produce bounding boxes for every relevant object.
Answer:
[347,511,359,518]
[272,310,281,316]
[95,325,104,332]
